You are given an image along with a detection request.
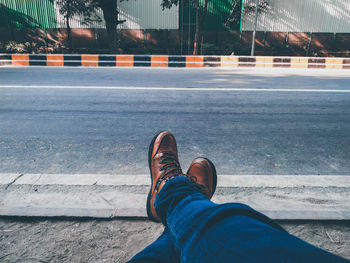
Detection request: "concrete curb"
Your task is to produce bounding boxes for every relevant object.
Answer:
[1,174,349,219]
[0,54,349,68]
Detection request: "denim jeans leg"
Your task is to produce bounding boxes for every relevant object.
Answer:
[127,227,180,263]
[155,176,349,263]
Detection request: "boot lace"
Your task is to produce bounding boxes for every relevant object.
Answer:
[155,152,184,191]
[155,153,207,193]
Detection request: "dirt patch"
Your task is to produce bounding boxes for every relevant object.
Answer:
[0,218,349,262]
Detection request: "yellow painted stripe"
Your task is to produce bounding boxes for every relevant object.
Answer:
[255,57,265,68]
[263,57,274,67]
[325,58,343,69]
[221,56,238,67]
[291,57,308,68]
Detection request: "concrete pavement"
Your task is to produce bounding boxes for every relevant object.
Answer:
[1,173,350,219]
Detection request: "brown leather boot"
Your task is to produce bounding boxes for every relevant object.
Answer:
[186,157,217,200]
[147,131,186,222]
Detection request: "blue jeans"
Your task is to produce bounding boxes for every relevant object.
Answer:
[128,177,349,263]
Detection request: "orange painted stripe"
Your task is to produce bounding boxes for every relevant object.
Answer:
[151,56,168,67]
[12,54,29,66]
[116,55,133,66]
[81,54,98,67]
[186,56,204,67]
[46,54,64,66]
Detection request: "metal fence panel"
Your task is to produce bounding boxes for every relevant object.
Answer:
[118,0,178,29]
[0,0,57,28]
[54,0,178,29]
[242,0,350,33]
[179,0,240,31]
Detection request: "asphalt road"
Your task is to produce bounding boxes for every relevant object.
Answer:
[0,67,349,175]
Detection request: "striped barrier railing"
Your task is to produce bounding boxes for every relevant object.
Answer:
[0,54,349,69]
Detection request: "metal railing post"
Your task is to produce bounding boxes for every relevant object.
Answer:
[250,0,259,56]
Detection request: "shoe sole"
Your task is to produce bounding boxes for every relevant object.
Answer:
[146,131,166,222]
[201,157,218,196]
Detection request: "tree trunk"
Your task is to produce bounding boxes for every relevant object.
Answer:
[193,0,199,55]
[193,0,209,55]
[99,0,118,53]
[106,20,117,53]
[193,31,199,55]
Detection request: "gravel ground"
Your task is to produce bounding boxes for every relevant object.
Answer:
[0,218,349,263]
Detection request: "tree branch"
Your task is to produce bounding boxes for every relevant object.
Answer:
[224,1,239,27]
[116,19,126,25]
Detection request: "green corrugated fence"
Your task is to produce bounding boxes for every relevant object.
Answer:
[0,0,57,28]
[179,0,241,31]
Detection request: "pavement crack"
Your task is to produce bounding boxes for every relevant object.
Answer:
[5,173,24,190]
[101,196,113,206]
[33,174,42,185]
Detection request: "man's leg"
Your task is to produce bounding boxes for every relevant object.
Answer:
[155,176,349,263]
[145,131,349,263]
[129,152,216,263]
[127,227,179,263]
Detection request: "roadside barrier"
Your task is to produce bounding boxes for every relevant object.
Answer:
[0,54,349,69]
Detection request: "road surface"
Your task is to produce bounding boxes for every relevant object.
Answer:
[0,67,349,175]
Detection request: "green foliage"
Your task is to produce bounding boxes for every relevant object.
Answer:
[5,41,26,53]
[224,0,242,29]
[243,0,269,14]
[161,0,179,10]
[3,41,42,53]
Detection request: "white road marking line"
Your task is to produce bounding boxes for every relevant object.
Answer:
[1,174,349,187]
[0,85,350,92]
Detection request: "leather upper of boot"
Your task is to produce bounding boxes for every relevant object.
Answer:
[186,157,216,200]
[149,131,185,221]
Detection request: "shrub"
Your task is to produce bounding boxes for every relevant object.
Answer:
[5,41,26,53]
